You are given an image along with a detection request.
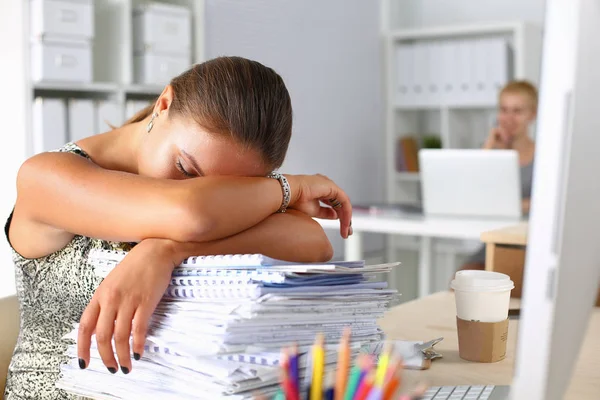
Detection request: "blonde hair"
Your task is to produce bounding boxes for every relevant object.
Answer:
[500,80,538,110]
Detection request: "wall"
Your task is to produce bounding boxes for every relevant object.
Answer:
[0,2,29,298]
[389,0,546,30]
[205,0,386,258]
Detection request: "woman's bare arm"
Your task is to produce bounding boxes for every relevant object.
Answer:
[158,210,333,264]
[11,152,283,257]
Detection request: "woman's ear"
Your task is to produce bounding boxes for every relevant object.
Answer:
[153,85,175,117]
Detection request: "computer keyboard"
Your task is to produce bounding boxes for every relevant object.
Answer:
[421,385,497,400]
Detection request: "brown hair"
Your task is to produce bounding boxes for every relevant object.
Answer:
[124,56,293,169]
[500,80,538,111]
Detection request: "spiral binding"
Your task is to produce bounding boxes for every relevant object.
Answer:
[164,284,263,300]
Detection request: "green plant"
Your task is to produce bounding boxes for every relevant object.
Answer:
[422,135,442,149]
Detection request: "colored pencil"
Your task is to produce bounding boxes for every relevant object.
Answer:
[310,333,325,400]
[375,343,391,388]
[335,327,351,400]
[289,344,300,397]
[324,370,335,400]
[382,376,400,400]
[353,371,375,400]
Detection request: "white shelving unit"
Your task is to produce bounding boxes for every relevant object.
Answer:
[381,21,543,290]
[385,21,543,205]
[21,0,205,157]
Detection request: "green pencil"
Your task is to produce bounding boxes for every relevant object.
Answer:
[343,363,363,400]
[273,388,286,400]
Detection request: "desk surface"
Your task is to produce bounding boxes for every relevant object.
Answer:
[317,213,524,240]
[380,291,599,399]
[480,222,529,246]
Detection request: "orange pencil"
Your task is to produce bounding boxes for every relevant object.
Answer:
[335,327,351,400]
[382,376,400,400]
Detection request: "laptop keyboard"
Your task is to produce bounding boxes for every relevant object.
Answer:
[421,385,496,400]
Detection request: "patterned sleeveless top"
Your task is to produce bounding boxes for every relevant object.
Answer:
[4,143,134,400]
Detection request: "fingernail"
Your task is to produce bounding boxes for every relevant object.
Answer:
[121,366,130,374]
[78,359,86,369]
[108,367,117,374]
[134,353,141,361]
[349,227,353,236]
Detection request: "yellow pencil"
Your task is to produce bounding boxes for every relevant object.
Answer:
[335,327,351,400]
[310,333,325,400]
[375,342,392,388]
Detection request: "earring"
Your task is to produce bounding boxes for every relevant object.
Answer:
[146,112,158,133]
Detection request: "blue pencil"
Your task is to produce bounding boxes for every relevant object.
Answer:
[290,344,300,395]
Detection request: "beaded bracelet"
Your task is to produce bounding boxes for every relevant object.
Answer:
[268,172,291,213]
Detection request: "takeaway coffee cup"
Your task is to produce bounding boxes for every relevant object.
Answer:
[451,270,514,322]
[450,270,515,362]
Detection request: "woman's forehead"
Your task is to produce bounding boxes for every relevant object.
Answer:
[177,131,270,177]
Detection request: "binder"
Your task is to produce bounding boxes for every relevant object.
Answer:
[471,38,491,106]
[96,100,123,134]
[439,41,457,106]
[455,39,473,106]
[412,42,428,107]
[395,44,414,107]
[486,38,512,102]
[67,99,94,142]
[32,97,67,154]
[426,41,443,106]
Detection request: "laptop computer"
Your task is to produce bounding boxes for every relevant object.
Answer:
[419,149,521,219]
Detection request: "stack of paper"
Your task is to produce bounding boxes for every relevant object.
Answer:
[57,250,399,399]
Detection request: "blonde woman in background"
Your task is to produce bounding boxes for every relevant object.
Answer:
[460,80,538,271]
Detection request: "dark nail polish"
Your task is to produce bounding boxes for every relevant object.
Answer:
[133,352,141,361]
[108,367,117,374]
[121,366,130,375]
[78,359,86,369]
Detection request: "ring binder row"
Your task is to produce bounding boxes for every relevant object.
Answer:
[164,285,263,300]
[181,254,265,266]
[171,269,287,282]
[171,277,257,287]
[88,248,290,268]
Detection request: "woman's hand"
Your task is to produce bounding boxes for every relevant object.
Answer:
[484,127,512,149]
[77,239,177,374]
[285,174,352,238]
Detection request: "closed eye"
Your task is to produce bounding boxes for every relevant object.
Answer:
[176,159,195,177]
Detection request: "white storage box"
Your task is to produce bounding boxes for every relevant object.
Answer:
[33,97,67,154]
[134,52,190,85]
[133,3,191,55]
[31,0,94,40]
[31,37,92,82]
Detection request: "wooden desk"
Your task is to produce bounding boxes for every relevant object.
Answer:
[379,291,600,400]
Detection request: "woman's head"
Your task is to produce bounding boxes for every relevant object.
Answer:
[128,56,293,179]
[497,80,538,141]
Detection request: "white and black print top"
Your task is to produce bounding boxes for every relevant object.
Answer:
[4,143,134,400]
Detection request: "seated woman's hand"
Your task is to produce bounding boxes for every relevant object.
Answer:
[77,239,176,374]
[285,174,352,238]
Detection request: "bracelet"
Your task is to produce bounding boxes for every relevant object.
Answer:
[268,172,291,213]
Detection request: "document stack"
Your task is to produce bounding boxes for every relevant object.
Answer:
[57,250,399,400]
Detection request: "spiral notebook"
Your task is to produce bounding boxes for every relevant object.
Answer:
[88,249,369,271]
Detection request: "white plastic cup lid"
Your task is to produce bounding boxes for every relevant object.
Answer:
[450,270,514,292]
